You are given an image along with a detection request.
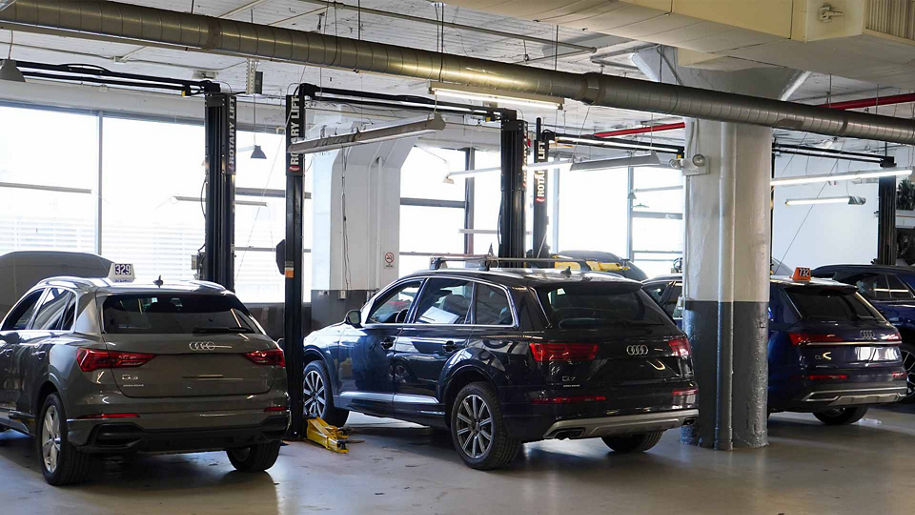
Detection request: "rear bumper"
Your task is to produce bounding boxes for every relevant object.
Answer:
[72,414,289,454]
[799,386,906,406]
[542,409,698,440]
[771,381,906,412]
[498,383,698,441]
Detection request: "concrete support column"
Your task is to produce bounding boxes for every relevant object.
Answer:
[632,47,807,450]
[681,120,771,450]
[310,138,416,329]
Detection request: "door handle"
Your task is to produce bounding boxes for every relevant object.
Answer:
[442,340,458,353]
[380,337,395,350]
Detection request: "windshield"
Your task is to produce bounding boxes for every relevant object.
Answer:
[102,293,262,334]
[785,286,880,322]
[536,284,673,329]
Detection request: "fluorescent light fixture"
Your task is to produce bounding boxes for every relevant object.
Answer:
[289,114,446,154]
[430,81,563,111]
[173,196,268,208]
[571,152,665,171]
[785,196,867,206]
[446,160,573,180]
[554,135,676,153]
[771,167,912,187]
[0,181,90,194]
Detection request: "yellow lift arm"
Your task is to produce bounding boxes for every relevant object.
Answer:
[305,417,350,454]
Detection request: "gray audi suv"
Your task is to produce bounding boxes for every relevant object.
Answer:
[0,272,289,485]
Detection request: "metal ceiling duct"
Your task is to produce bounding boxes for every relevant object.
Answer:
[3,0,915,144]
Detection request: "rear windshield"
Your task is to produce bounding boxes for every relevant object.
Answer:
[785,286,880,322]
[102,294,261,334]
[536,284,673,329]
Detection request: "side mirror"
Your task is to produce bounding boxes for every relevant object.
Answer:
[345,310,362,327]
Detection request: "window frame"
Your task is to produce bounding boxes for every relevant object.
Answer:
[2,288,48,332]
[885,273,915,300]
[31,287,79,332]
[412,276,517,328]
[472,281,515,327]
[365,275,518,328]
[412,277,475,326]
[364,279,426,326]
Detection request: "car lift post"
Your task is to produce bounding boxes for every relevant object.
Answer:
[877,175,897,265]
[499,112,527,260]
[532,118,550,258]
[203,91,237,290]
[284,89,307,438]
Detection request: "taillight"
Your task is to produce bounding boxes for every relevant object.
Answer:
[77,348,155,372]
[788,333,844,346]
[672,387,698,405]
[245,348,286,367]
[883,331,902,344]
[531,395,607,404]
[529,342,598,362]
[668,336,691,359]
[807,373,848,381]
[892,371,906,380]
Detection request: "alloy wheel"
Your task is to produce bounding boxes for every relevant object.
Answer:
[41,405,61,474]
[303,370,326,419]
[455,394,493,459]
[902,349,915,399]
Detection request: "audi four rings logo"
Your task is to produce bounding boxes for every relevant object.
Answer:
[189,341,232,351]
[626,345,649,356]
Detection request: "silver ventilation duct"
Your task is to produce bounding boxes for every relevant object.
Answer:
[2,0,915,144]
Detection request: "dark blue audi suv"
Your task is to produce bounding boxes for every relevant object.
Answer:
[644,272,906,424]
[813,264,915,402]
[301,264,698,469]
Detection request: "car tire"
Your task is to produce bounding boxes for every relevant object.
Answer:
[303,361,349,427]
[226,441,282,472]
[449,382,521,470]
[900,345,915,404]
[38,393,91,486]
[813,406,869,425]
[601,431,664,453]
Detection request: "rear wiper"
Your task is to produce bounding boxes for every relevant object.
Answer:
[192,326,255,334]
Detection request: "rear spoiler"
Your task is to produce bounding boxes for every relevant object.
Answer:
[430,255,592,272]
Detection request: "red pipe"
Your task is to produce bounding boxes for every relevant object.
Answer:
[592,92,915,138]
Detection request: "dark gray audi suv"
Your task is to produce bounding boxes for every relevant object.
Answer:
[0,273,289,485]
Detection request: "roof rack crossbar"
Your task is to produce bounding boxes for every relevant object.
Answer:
[430,255,592,272]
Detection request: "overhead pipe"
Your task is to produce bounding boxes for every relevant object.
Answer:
[595,92,915,138]
[3,0,915,144]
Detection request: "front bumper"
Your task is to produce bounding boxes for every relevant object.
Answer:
[542,409,699,440]
[72,414,289,454]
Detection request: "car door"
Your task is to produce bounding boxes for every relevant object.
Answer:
[12,288,78,423]
[0,288,47,425]
[335,279,423,417]
[393,277,475,422]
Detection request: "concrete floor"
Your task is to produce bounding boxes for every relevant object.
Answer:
[2,407,915,515]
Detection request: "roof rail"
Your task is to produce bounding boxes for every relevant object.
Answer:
[430,255,592,272]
